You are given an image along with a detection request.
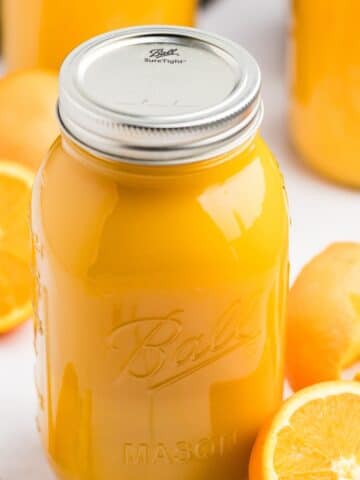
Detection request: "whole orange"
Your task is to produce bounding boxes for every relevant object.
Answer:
[0,69,58,171]
[286,243,360,391]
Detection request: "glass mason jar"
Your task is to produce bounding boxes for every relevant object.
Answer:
[31,27,289,480]
[289,0,360,187]
[2,0,197,71]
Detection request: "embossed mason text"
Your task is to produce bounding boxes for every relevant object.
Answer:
[123,431,240,464]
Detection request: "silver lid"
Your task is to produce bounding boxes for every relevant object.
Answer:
[58,26,263,165]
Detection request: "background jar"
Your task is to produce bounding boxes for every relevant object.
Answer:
[289,0,360,187]
[2,0,197,71]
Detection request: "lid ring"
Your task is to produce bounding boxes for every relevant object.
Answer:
[58,25,263,164]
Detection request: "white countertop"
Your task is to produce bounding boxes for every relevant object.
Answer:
[1,0,359,478]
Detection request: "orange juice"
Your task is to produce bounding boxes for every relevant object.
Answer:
[289,0,360,187]
[31,27,289,480]
[2,0,197,71]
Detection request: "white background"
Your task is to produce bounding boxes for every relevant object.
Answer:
[0,0,359,478]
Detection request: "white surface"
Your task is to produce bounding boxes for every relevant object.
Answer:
[0,0,359,478]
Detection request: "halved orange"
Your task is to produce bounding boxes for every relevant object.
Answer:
[249,381,360,480]
[0,161,34,333]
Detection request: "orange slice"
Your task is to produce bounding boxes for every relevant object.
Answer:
[249,381,360,480]
[286,243,360,391]
[0,161,34,333]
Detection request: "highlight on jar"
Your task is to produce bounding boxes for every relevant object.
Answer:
[289,0,360,188]
[0,4,359,480]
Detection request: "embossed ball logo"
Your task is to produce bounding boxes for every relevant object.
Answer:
[108,300,260,390]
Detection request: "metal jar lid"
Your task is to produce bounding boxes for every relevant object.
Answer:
[58,26,263,165]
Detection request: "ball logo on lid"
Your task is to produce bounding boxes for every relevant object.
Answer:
[145,46,187,65]
[149,47,180,59]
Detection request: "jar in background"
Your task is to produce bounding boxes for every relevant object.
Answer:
[31,27,289,480]
[289,1,360,187]
[2,0,197,71]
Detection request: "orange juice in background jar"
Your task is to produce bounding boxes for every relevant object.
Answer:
[31,27,289,480]
[289,0,360,187]
[2,0,197,71]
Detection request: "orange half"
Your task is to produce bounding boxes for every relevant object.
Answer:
[0,161,34,333]
[249,381,360,480]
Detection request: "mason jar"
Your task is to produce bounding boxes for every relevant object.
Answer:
[31,26,289,480]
